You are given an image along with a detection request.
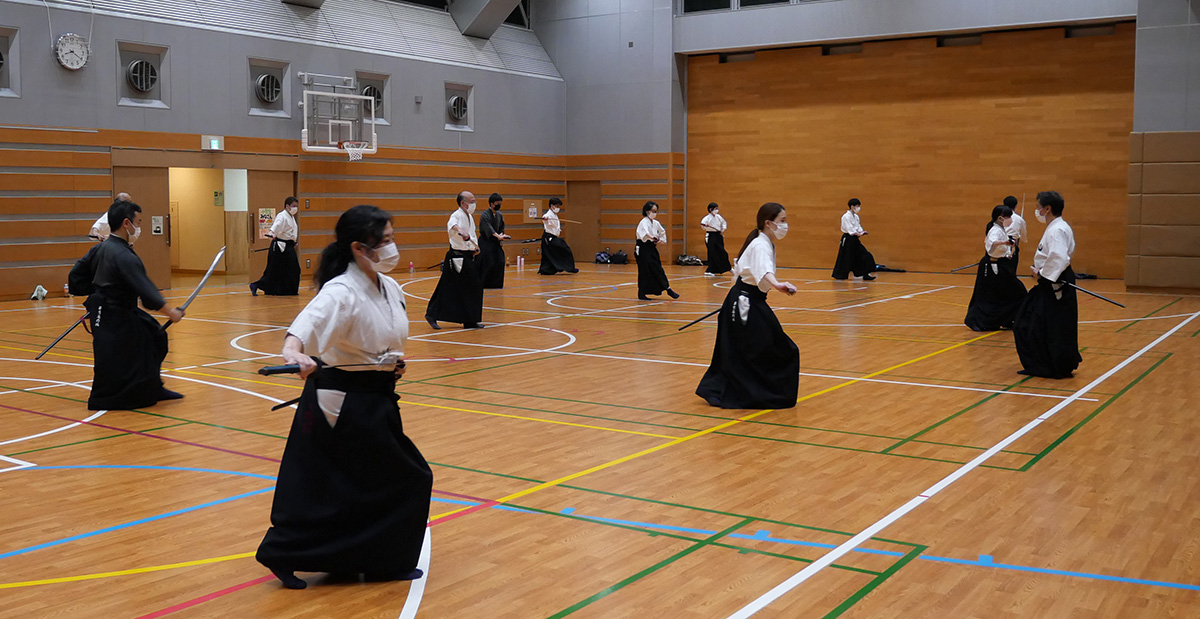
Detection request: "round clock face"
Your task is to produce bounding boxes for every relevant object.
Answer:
[55,33,89,71]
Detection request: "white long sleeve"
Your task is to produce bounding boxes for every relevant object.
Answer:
[543,210,561,236]
[985,225,1012,259]
[841,211,863,235]
[637,217,666,243]
[447,208,478,251]
[1033,218,1075,282]
[1005,213,1027,244]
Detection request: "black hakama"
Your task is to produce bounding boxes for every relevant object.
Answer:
[704,231,732,275]
[1013,267,1082,379]
[84,293,168,410]
[963,255,1027,332]
[832,233,876,280]
[257,368,432,576]
[476,236,505,289]
[476,209,505,289]
[696,279,799,409]
[538,233,578,275]
[635,240,670,297]
[253,240,301,296]
[425,249,484,326]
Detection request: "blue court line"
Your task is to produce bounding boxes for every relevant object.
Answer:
[920,554,1200,591]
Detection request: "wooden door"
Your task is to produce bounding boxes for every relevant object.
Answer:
[566,181,602,260]
[247,171,298,282]
[112,166,171,290]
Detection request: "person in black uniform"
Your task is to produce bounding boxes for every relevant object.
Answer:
[832,198,876,281]
[476,193,509,289]
[251,196,302,296]
[425,191,484,330]
[69,200,185,410]
[964,205,1027,331]
[538,198,579,275]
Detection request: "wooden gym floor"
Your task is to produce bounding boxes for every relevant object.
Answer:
[1,265,1199,618]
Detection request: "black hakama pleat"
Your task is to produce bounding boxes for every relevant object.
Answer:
[696,280,799,409]
[476,236,505,289]
[538,233,578,275]
[425,249,484,325]
[1013,267,1082,379]
[704,232,732,274]
[253,240,301,296]
[85,294,167,410]
[963,255,1027,332]
[832,233,876,279]
[635,240,670,296]
[257,369,432,576]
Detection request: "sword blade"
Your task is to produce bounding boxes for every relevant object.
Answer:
[181,246,226,311]
[1066,282,1126,308]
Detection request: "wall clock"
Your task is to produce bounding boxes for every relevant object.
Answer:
[55,33,89,71]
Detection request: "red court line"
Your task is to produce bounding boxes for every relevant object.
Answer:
[428,500,501,526]
[132,575,274,619]
[0,403,281,464]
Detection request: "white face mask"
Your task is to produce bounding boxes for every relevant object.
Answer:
[552,206,560,213]
[1035,207,1049,224]
[287,206,298,215]
[466,202,476,215]
[648,211,657,220]
[368,242,400,273]
[127,224,141,245]
[712,210,719,216]
[852,206,861,214]
[770,221,788,240]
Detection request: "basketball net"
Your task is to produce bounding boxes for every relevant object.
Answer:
[341,141,369,162]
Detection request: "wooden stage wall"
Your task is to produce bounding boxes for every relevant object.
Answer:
[686,23,1136,276]
[0,126,682,299]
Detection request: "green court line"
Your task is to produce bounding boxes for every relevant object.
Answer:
[879,377,1032,454]
[5,421,192,456]
[1116,298,1182,333]
[1018,353,1171,471]
[398,390,701,433]
[822,544,928,619]
[545,519,755,618]
[0,384,288,440]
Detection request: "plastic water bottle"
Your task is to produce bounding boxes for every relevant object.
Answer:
[63,283,71,297]
[408,261,414,273]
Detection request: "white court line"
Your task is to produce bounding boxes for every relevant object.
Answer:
[397,527,432,619]
[0,378,105,447]
[725,309,1200,619]
[0,453,36,473]
[828,286,955,312]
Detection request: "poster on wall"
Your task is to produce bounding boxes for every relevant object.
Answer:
[258,208,276,239]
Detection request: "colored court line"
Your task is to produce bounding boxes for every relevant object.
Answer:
[1115,297,1181,333]
[132,575,276,619]
[403,400,679,440]
[429,331,998,521]
[0,487,273,561]
[0,402,281,464]
[879,377,1033,454]
[5,421,192,456]
[0,552,258,589]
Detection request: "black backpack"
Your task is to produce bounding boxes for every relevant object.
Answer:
[610,250,628,265]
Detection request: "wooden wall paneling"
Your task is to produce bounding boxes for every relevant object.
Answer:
[112,167,172,289]
[567,181,603,259]
[224,212,250,275]
[686,23,1135,275]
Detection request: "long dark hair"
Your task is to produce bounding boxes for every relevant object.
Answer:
[739,202,785,256]
[315,205,391,289]
[641,200,658,217]
[986,205,1013,233]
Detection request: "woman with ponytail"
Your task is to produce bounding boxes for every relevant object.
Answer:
[696,202,800,409]
[964,205,1027,331]
[257,205,432,590]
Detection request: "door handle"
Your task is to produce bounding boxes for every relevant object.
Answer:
[165,214,171,247]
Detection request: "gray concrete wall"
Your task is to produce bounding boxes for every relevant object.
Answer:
[532,0,684,155]
[0,1,565,155]
[1133,0,1200,131]
[675,0,1137,53]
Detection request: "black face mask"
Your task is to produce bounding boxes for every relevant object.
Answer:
[493,204,502,211]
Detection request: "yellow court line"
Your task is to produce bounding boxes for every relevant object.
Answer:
[0,344,93,363]
[0,552,256,589]
[430,330,998,519]
[171,369,302,390]
[404,400,677,440]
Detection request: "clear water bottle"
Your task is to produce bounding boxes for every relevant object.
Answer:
[408,261,414,273]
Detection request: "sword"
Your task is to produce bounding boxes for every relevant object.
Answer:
[1066,282,1125,308]
[162,246,226,331]
[35,313,89,360]
[950,263,977,273]
[678,307,722,331]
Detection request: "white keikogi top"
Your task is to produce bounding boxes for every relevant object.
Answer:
[90,213,110,238]
[269,209,298,251]
[985,225,1013,259]
[636,217,666,243]
[543,210,561,236]
[287,262,408,425]
[270,210,298,241]
[1005,212,1028,245]
[1033,217,1075,282]
[700,212,727,232]
[447,208,479,251]
[841,211,864,235]
[733,231,776,293]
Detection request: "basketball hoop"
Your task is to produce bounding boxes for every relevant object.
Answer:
[339,141,371,162]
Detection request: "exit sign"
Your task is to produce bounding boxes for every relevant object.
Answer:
[202,135,225,151]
